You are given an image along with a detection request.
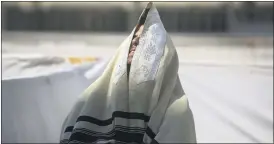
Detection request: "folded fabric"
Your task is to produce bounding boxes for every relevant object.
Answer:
[60,2,196,144]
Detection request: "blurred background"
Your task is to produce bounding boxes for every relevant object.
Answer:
[1,2,273,33]
[1,1,273,143]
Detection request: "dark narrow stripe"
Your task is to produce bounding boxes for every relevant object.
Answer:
[65,126,74,133]
[69,130,144,143]
[115,125,146,131]
[112,111,150,121]
[150,139,159,144]
[76,111,150,126]
[63,125,146,138]
[145,126,156,139]
[74,127,145,136]
[77,115,113,126]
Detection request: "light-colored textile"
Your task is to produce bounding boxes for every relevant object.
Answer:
[60,3,196,144]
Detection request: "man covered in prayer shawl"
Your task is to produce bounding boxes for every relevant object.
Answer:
[60,2,196,144]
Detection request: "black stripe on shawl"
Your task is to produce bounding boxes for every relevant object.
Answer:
[74,126,146,136]
[64,126,74,133]
[151,139,159,144]
[65,125,146,133]
[62,126,159,144]
[145,126,159,144]
[145,126,156,139]
[69,128,145,143]
[62,111,151,143]
[76,111,150,126]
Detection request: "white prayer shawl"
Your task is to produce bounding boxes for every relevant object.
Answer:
[60,3,196,144]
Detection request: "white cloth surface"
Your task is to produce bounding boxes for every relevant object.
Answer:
[1,55,104,143]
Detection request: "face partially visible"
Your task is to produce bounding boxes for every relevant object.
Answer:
[127,25,144,64]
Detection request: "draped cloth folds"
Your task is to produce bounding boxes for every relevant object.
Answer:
[60,2,196,144]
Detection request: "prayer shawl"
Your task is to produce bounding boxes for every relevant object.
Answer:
[60,3,196,144]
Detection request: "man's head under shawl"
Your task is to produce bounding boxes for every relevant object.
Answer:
[127,3,150,65]
[60,2,196,144]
